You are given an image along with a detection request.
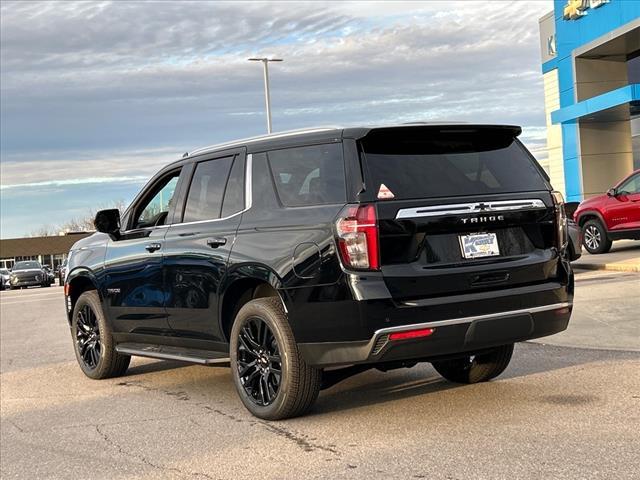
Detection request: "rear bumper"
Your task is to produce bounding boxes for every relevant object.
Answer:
[298,301,571,366]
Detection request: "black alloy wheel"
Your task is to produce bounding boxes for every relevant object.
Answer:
[236,316,282,406]
[75,304,102,370]
[71,290,130,379]
[230,297,321,420]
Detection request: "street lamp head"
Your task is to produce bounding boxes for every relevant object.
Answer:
[248,57,283,62]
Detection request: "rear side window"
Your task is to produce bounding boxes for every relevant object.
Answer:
[361,129,548,200]
[221,156,245,217]
[267,143,346,207]
[183,156,234,222]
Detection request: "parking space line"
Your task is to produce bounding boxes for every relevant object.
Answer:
[0,291,62,300]
[1,297,64,306]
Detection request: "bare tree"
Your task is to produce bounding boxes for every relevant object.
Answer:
[29,199,128,237]
[29,225,59,237]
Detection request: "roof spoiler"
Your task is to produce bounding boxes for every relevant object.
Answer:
[356,124,522,139]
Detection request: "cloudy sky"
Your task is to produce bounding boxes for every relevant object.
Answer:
[0,0,554,239]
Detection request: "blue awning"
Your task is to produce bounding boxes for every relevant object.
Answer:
[551,84,640,124]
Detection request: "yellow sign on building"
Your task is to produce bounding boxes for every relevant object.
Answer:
[563,0,609,21]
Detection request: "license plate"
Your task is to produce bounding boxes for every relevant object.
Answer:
[459,232,500,259]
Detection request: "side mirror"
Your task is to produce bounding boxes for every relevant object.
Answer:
[94,209,121,236]
[606,188,616,197]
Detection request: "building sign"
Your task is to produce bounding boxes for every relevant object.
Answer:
[563,0,609,20]
[547,34,557,56]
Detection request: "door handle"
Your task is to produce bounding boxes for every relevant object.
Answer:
[206,237,227,248]
[145,242,162,253]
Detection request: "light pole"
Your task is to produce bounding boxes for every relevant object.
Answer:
[248,57,283,134]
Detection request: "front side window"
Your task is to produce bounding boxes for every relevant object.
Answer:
[134,171,181,229]
[267,143,346,207]
[617,173,639,195]
[183,156,234,222]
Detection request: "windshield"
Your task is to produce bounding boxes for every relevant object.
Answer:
[13,261,41,270]
[360,128,548,200]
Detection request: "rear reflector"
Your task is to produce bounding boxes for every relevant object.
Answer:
[64,283,70,296]
[389,328,435,341]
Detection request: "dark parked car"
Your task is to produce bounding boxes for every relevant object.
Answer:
[58,259,68,286]
[9,261,52,289]
[43,265,56,285]
[573,169,640,254]
[566,219,582,261]
[64,125,574,420]
[0,268,10,290]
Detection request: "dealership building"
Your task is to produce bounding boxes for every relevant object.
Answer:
[539,0,640,201]
[0,232,91,270]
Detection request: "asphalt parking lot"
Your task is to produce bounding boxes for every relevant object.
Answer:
[1,271,639,480]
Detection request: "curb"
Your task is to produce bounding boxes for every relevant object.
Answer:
[572,262,640,273]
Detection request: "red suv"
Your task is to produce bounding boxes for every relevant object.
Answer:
[574,169,640,254]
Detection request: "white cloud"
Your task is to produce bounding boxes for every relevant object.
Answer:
[1,0,555,235]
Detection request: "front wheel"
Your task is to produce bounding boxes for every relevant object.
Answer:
[230,297,321,420]
[72,291,130,379]
[432,344,514,384]
[582,219,612,254]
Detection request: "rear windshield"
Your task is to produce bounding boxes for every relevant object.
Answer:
[360,128,547,200]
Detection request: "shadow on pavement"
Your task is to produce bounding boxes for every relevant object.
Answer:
[311,342,639,415]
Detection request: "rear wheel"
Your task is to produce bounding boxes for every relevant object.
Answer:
[582,219,612,254]
[432,344,514,384]
[72,291,130,379]
[230,297,321,420]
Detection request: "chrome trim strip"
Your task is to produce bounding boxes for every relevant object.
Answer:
[395,199,547,219]
[369,302,571,356]
[245,153,253,211]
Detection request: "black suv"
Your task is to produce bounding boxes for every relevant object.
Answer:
[64,125,574,420]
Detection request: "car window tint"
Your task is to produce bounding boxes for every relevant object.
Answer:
[360,130,547,200]
[183,156,234,222]
[221,156,245,217]
[135,172,180,229]
[267,144,345,207]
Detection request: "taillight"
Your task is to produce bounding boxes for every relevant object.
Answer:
[551,191,568,250]
[335,204,380,270]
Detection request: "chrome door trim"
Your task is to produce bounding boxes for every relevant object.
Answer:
[136,154,253,230]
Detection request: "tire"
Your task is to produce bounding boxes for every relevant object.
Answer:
[582,219,612,254]
[230,297,321,420]
[432,344,514,384]
[71,290,130,379]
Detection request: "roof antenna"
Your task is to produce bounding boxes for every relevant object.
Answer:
[182,152,189,158]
